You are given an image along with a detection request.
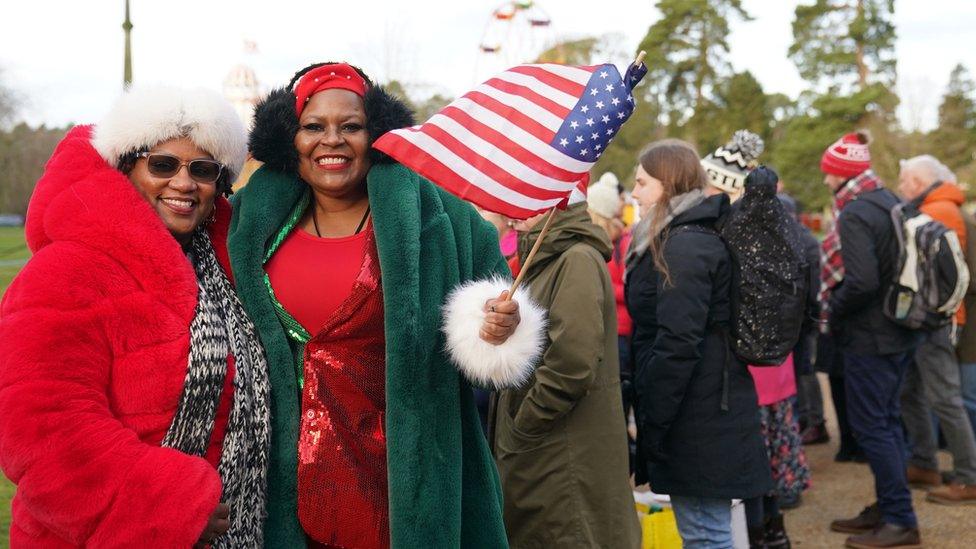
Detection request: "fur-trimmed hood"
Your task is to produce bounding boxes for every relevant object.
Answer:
[249,70,415,175]
[27,125,233,273]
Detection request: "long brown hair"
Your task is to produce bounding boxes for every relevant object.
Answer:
[639,139,709,285]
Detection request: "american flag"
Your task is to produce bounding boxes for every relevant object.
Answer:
[372,61,647,219]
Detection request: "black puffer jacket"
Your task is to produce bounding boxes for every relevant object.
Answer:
[829,188,919,355]
[626,194,772,499]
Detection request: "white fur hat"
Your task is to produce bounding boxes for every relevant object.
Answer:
[92,86,247,181]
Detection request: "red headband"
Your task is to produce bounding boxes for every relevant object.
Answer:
[293,63,368,115]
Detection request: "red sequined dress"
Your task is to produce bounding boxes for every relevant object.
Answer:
[266,224,389,549]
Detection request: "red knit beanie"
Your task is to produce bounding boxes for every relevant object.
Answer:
[820,130,872,178]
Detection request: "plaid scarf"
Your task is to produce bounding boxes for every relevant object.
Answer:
[819,169,884,331]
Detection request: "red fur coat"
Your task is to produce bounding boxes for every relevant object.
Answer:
[0,126,234,547]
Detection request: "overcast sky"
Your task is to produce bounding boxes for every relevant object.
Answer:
[2,0,974,131]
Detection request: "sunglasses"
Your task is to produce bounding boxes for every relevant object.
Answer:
[135,152,225,184]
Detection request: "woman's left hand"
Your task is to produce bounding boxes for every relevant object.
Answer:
[480,291,521,345]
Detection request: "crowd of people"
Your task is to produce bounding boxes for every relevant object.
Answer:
[0,60,973,549]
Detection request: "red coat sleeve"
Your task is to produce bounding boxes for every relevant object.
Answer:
[0,245,221,547]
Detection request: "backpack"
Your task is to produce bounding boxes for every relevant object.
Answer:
[672,167,810,366]
[721,166,810,365]
[863,185,969,331]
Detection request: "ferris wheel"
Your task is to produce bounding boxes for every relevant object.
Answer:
[474,1,553,82]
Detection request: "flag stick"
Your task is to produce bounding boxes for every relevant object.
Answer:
[507,207,558,298]
[634,50,646,66]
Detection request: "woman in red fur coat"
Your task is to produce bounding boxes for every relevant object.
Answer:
[0,87,270,547]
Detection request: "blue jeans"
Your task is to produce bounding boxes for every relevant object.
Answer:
[670,495,733,549]
[844,351,917,529]
[962,363,976,440]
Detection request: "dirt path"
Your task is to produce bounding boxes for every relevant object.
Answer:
[785,375,975,547]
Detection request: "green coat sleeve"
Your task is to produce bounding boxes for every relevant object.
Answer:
[513,247,605,436]
[471,215,512,281]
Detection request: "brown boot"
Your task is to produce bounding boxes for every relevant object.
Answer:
[844,523,921,548]
[926,483,976,505]
[830,503,882,534]
[906,465,941,489]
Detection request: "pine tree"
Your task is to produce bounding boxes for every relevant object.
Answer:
[930,64,976,178]
[714,71,771,148]
[773,0,899,210]
[789,0,896,91]
[638,0,751,144]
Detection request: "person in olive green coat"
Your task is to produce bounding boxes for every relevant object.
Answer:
[492,202,641,549]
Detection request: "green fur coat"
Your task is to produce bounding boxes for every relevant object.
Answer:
[228,163,518,548]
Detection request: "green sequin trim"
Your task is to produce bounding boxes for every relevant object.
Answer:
[263,190,312,388]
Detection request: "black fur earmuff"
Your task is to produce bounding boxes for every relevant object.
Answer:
[248,62,415,175]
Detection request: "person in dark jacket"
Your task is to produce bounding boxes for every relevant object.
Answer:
[819,131,921,548]
[777,192,830,448]
[627,139,772,548]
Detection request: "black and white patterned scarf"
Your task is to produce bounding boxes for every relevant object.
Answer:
[163,228,271,547]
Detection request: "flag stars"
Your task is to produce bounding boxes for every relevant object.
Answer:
[595,101,605,109]
[627,94,634,102]
[601,115,610,123]
[580,104,589,113]
[559,138,569,147]
[599,71,608,79]
[611,97,620,106]
[580,148,589,156]
[606,128,615,136]
[590,88,599,96]
[617,111,626,119]
[591,132,599,140]
[595,144,602,150]
[575,135,585,144]
[605,83,614,92]
[585,118,595,126]
[570,120,579,129]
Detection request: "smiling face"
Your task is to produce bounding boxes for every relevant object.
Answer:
[294,89,371,199]
[126,137,218,247]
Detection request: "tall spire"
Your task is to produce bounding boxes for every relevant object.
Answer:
[122,0,133,88]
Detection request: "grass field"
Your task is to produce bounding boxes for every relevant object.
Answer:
[0,226,25,546]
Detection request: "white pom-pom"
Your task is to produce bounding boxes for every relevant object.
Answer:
[442,277,547,389]
[731,129,764,162]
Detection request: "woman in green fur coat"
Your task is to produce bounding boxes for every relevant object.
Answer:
[229,62,545,548]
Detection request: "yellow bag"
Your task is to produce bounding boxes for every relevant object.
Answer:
[640,507,682,549]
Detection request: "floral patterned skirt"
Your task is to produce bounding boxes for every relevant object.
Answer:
[759,398,811,498]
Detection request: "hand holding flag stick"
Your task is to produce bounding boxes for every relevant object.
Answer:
[374,51,648,298]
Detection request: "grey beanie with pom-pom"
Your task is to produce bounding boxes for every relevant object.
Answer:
[700,129,764,195]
